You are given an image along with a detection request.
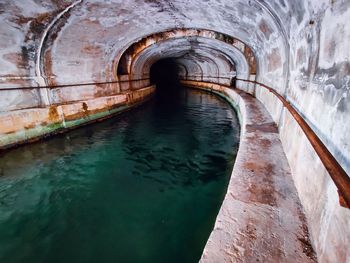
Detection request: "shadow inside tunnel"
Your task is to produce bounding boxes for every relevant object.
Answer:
[150,58,184,108]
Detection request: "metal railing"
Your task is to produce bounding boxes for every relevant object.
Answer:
[182,76,350,208]
[0,78,151,91]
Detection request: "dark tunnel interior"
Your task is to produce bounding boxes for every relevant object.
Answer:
[150,58,183,105]
[150,58,181,89]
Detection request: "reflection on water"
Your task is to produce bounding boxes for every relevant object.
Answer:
[0,88,240,263]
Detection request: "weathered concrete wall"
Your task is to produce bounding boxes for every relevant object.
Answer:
[279,99,350,262]
[253,0,350,179]
[288,1,350,179]
[250,3,350,262]
[0,86,155,149]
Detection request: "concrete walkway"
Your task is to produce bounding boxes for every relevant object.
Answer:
[183,83,317,263]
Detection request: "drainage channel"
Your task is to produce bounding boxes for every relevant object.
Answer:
[0,87,240,263]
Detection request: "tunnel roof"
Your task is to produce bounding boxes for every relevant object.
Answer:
[0,0,297,88]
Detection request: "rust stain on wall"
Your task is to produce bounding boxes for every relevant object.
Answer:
[267,48,282,71]
[48,105,60,122]
[43,49,56,86]
[26,12,58,42]
[82,44,102,56]
[244,46,257,74]
[3,53,28,70]
[296,47,306,64]
[82,102,88,112]
[259,19,272,40]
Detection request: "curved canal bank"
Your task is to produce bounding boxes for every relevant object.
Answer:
[182,81,316,262]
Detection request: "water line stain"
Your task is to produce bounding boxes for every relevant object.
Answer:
[0,88,240,263]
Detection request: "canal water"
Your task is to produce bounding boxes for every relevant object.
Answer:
[0,88,240,263]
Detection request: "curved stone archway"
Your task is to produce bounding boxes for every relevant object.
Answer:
[116,29,256,80]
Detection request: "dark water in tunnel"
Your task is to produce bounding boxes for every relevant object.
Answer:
[0,88,240,263]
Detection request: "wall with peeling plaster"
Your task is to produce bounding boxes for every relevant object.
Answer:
[0,0,349,262]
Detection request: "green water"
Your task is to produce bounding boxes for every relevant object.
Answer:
[0,88,240,263]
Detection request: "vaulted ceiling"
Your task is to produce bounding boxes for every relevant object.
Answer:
[0,0,298,89]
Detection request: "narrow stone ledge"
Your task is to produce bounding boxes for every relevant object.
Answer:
[182,81,317,262]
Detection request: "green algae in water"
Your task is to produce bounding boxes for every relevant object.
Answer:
[0,89,240,263]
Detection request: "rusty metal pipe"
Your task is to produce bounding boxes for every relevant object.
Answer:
[0,78,150,91]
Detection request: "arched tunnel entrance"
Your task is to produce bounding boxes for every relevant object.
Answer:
[150,58,181,88]
[150,58,184,108]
